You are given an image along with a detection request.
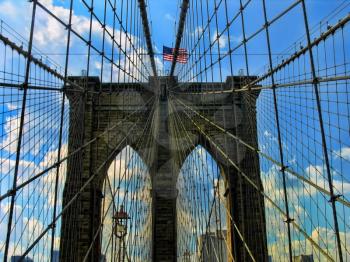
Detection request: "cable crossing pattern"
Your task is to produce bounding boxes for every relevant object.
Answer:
[0,0,349,261]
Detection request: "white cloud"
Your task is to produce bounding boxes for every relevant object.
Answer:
[0,107,60,155]
[164,13,175,22]
[334,147,350,161]
[211,177,226,199]
[0,241,25,259]
[264,130,272,137]
[191,26,204,38]
[269,226,350,261]
[155,56,164,73]
[0,157,38,186]
[0,144,67,257]
[105,145,150,196]
[34,5,67,48]
[212,30,228,49]
[262,162,350,261]
[0,202,22,215]
[0,114,22,153]
[262,162,350,213]
[305,164,350,195]
[305,164,323,177]
[6,103,18,111]
[0,1,19,19]
[39,144,68,209]
[230,34,243,44]
[39,144,67,169]
[0,0,143,79]
[25,216,44,236]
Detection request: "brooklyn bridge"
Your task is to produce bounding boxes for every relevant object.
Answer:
[0,0,349,261]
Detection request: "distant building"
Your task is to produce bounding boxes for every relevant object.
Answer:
[293,254,314,262]
[198,231,227,261]
[10,256,33,262]
[52,250,59,262]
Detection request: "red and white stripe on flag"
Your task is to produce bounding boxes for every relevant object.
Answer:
[163,46,188,63]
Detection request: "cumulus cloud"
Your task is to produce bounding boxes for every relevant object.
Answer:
[100,146,152,261]
[6,103,18,111]
[334,147,350,161]
[194,26,204,37]
[33,0,134,51]
[262,162,350,260]
[105,146,150,201]
[0,157,37,187]
[0,0,148,80]
[262,161,350,213]
[305,164,350,195]
[0,106,61,156]
[212,30,228,49]
[0,1,21,19]
[0,114,22,153]
[268,226,350,261]
[0,143,67,258]
[0,202,22,216]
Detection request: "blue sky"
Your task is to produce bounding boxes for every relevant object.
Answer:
[0,0,349,261]
[0,0,348,77]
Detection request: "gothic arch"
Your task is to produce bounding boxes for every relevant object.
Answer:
[100,146,152,261]
[176,145,229,260]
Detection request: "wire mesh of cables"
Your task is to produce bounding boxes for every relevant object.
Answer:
[0,0,155,261]
[0,0,350,261]
[170,0,350,261]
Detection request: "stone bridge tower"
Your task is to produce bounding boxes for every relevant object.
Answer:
[60,76,267,262]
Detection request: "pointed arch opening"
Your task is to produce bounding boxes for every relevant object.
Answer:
[177,145,231,261]
[100,145,152,261]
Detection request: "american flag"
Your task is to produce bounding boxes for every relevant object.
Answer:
[163,46,188,63]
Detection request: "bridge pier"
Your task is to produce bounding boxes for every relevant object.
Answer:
[226,78,267,261]
[173,76,268,261]
[60,76,267,262]
[150,76,177,262]
[60,77,102,262]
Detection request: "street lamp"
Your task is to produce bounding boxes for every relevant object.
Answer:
[113,205,130,262]
[113,205,130,238]
[184,249,191,262]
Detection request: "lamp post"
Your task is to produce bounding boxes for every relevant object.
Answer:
[184,249,191,262]
[113,205,130,262]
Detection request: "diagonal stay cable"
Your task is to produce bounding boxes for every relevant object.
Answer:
[17,99,154,261]
[173,0,301,85]
[137,0,157,76]
[80,0,153,78]
[169,74,350,96]
[171,95,350,208]
[237,13,350,92]
[170,98,251,261]
[171,103,229,262]
[82,99,156,261]
[170,96,254,261]
[0,33,86,92]
[0,95,155,202]
[34,2,147,82]
[172,95,334,261]
[171,12,349,91]
[170,0,190,77]
[169,12,350,95]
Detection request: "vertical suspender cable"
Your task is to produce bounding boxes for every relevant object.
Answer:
[3,2,38,261]
[261,1,294,261]
[300,1,343,261]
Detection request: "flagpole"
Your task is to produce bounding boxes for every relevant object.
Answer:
[162,46,164,76]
